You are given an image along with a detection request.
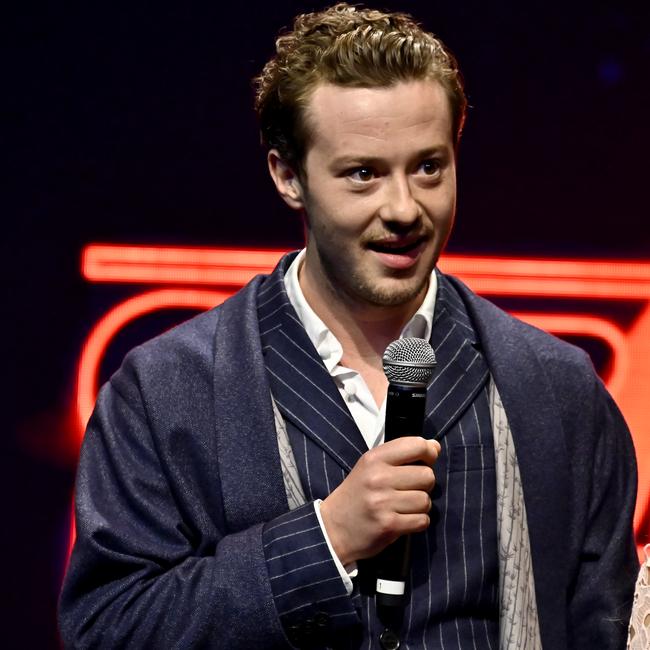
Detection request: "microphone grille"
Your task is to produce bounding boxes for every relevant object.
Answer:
[382,337,437,386]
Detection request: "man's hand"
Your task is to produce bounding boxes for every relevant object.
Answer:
[319,437,441,566]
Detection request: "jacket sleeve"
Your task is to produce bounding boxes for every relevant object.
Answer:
[58,337,359,648]
[567,372,639,649]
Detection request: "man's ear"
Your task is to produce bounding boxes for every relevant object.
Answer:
[267,149,305,210]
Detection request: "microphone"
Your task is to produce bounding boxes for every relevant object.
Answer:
[375,337,437,608]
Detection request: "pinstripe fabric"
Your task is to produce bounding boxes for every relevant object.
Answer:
[260,269,363,643]
[259,256,499,649]
[263,505,359,622]
[258,269,367,482]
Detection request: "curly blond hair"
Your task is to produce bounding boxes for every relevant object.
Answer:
[254,3,467,177]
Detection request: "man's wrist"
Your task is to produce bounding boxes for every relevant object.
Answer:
[314,499,357,594]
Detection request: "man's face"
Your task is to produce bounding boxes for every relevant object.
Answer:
[280,79,457,312]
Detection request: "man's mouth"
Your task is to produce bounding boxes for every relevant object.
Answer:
[365,236,428,270]
[367,237,425,256]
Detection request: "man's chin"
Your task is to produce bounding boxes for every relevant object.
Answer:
[356,277,429,309]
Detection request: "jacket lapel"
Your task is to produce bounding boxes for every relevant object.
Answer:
[424,273,490,440]
[257,257,367,474]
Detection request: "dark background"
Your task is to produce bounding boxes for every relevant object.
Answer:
[5,1,650,646]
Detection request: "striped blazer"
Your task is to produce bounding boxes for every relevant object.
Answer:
[257,259,501,648]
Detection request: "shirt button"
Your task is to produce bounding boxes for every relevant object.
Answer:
[344,382,357,398]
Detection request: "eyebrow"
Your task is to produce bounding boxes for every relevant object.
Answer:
[329,147,448,169]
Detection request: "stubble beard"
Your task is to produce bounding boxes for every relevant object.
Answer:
[317,244,433,309]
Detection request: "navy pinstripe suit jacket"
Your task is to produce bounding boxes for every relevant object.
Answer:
[59,254,638,649]
[257,259,501,649]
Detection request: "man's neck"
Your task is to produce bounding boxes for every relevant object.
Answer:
[298,259,426,404]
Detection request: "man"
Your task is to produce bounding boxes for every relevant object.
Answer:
[59,4,638,648]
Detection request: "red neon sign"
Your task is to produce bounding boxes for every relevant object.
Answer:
[75,244,650,557]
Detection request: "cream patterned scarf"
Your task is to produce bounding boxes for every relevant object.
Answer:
[627,544,650,650]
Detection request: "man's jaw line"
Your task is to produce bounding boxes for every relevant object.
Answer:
[301,247,431,327]
[300,257,431,361]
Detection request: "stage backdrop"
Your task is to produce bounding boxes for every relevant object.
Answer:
[5,2,650,647]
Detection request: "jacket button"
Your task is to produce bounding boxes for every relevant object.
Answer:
[286,623,303,646]
[314,612,330,631]
[379,628,400,650]
[302,617,314,637]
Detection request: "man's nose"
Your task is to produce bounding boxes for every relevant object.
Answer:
[378,175,421,226]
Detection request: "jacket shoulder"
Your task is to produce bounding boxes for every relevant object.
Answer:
[445,273,595,380]
[125,303,221,375]
[119,278,262,381]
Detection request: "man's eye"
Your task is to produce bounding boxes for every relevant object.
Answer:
[420,159,441,175]
[349,167,375,182]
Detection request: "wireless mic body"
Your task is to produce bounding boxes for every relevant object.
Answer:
[384,382,428,441]
[376,338,436,608]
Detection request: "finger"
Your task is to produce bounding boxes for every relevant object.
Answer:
[377,437,441,466]
[389,465,436,492]
[394,512,431,535]
[390,489,433,515]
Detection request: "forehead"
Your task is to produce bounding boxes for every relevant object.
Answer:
[303,80,453,159]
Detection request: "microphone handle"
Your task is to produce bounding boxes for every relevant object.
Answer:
[384,382,427,442]
[376,381,427,608]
